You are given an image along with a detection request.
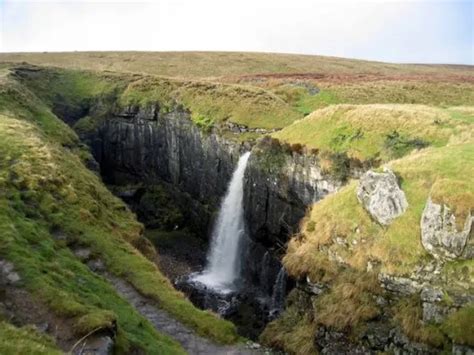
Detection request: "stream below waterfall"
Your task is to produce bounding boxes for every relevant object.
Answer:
[114,150,291,340]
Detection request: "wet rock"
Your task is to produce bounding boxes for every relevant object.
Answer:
[90,106,242,236]
[420,198,473,260]
[87,259,106,272]
[301,276,326,295]
[315,326,371,354]
[74,248,92,261]
[357,168,408,226]
[388,327,438,355]
[422,302,446,324]
[452,343,474,355]
[420,287,443,303]
[73,334,114,355]
[362,322,391,350]
[379,273,424,295]
[0,259,21,285]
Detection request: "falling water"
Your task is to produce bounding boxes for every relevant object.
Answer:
[193,152,251,293]
[259,251,272,294]
[270,267,287,315]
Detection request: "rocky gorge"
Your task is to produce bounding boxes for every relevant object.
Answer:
[2,61,473,354]
[48,92,474,353]
[76,102,342,333]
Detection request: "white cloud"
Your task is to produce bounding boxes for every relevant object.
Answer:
[0,0,472,64]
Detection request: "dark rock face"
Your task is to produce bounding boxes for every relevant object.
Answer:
[87,105,243,234]
[96,105,241,203]
[244,148,340,248]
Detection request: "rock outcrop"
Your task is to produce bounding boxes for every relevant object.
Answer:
[357,168,408,226]
[85,104,244,234]
[420,198,473,260]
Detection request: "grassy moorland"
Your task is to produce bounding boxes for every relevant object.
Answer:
[1,51,473,79]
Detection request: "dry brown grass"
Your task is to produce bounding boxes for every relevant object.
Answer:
[1,51,472,80]
[393,297,446,348]
[260,289,318,355]
[315,270,381,331]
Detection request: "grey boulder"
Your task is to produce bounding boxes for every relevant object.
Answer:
[357,168,408,226]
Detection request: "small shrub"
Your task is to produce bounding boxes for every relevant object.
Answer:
[384,130,429,158]
[192,113,214,132]
[442,304,474,346]
[290,143,304,154]
[260,289,317,354]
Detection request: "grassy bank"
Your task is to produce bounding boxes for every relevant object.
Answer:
[0,71,239,352]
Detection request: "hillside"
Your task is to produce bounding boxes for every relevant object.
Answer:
[0,65,239,353]
[0,52,472,354]
[1,51,474,79]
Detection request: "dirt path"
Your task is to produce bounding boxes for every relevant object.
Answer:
[105,274,260,355]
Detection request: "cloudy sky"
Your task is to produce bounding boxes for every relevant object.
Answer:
[0,0,472,64]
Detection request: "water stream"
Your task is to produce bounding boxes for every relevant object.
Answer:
[270,267,287,317]
[192,152,251,293]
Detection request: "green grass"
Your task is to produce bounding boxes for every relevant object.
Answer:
[393,297,447,348]
[0,116,185,354]
[315,81,474,107]
[279,142,474,352]
[119,76,301,130]
[0,73,79,146]
[273,104,473,162]
[0,322,63,354]
[442,304,474,346]
[15,65,302,132]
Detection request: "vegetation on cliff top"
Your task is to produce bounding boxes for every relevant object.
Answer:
[273,104,473,162]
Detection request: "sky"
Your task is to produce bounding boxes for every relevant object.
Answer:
[0,0,472,64]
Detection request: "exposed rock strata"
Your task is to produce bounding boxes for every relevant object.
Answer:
[421,198,473,260]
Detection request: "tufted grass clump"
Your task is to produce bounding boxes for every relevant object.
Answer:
[441,304,474,347]
[260,289,317,355]
[0,322,62,355]
[393,297,447,348]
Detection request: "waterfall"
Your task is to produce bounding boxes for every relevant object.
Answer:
[193,152,251,293]
[270,267,287,316]
[259,251,272,294]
